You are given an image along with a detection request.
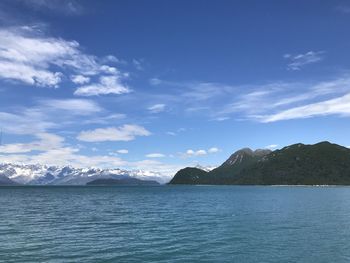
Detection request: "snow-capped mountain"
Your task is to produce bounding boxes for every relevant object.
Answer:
[0,163,166,185]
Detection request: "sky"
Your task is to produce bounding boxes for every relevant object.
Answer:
[0,0,350,179]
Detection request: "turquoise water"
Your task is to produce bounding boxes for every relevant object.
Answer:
[1,186,350,262]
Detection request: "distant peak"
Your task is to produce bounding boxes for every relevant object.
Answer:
[315,141,332,146]
[236,148,254,155]
[235,148,271,156]
[223,147,271,166]
[254,149,272,156]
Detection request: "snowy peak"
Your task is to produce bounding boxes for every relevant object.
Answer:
[0,163,166,185]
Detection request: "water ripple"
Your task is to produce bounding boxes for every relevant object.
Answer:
[1,185,350,262]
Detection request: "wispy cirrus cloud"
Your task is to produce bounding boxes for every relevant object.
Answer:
[77,125,151,142]
[147,78,237,118]
[215,75,350,122]
[116,149,128,154]
[149,78,235,101]
[0,133,64,153]
[148,103,166,113]
[39,99,102,115]
[10,0,84,16]
[145,153,166,158]
[147,74,350,124]
[260,93,350,122]
[0,98,123,135]
[283,51,324,71]
[0,110,56,135]
[335,5,350,14]
[132,58,144,70]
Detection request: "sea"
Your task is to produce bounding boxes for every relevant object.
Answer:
[1,185,350,263]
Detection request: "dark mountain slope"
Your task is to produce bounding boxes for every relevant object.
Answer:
[169,142,350,185]
[169,148,270,184]
[169,167,209,184]
[208,148,271,184]
[0,174,19,185]
[235,141,350,185]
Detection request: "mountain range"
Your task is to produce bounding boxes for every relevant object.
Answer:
[3,141,350,186]
[87,178,159,186]
[169,141,350,185]
[0,163,165,185]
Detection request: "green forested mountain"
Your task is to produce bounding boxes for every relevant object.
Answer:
[169,142,350,185]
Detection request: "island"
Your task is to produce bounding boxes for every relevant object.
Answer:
[86,178,160,186]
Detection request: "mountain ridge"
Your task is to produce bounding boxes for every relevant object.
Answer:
[169,141,350,185]
[0,163,166,185]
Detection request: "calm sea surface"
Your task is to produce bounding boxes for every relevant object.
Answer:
[1,185,350,262]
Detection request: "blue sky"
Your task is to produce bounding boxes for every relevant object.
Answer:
[1,0,350,179]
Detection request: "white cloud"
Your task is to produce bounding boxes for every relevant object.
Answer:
[182,147,220,157]
[40,99,102,115]
[149,78,162,85]
[117,149,128,154]
[185,149,207,157]
[284,51,324,71]
[0,132,128,168]
[0,98,105,135]
[0,27,80,87]
[265,144,278,150]
[71,75,90,84]
[216,75,350,122]
[148,104,166,113]
[83,113,126,125]
[0,133,64,153]
[145,153,165,158]
[195,150,207,155]
[260,93,350,122]
[77,124,151,142]
[74,75,131,96]
[18,0,84,15]
[211,116,230,122]
[0,148,127,168]
[208,147,219,153]
[102,55,120,63]
[0,26,129,93]
[0,60,63,87]
[0,110,56,135]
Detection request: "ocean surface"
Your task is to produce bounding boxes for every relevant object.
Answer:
[1,185,350,263]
